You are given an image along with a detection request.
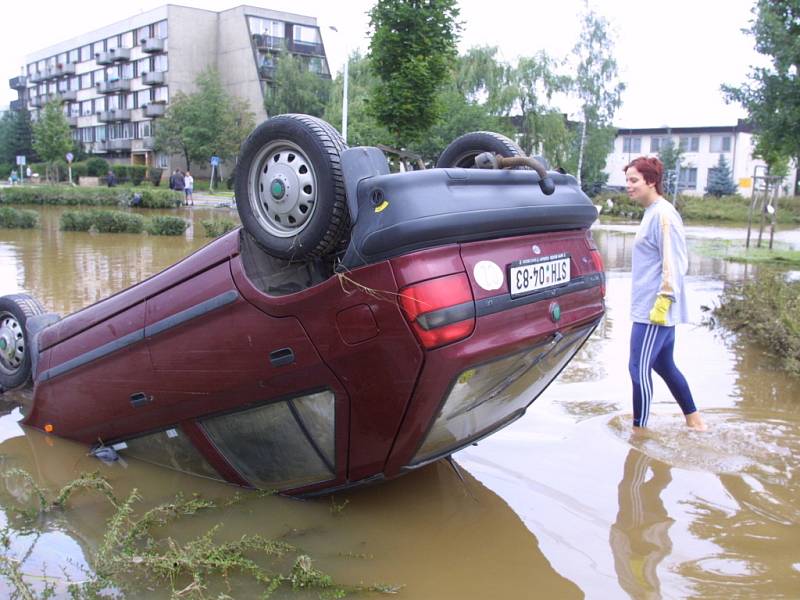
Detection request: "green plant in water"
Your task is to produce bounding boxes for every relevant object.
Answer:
[201,217,238,238]
[0,206,39,229]
[146,215,189,236]
[0,469,401,599]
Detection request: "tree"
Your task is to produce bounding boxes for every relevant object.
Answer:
[658,138,683,196]
[0,108,36,166]
[722,0,800,187]
[155,69,255,171]
[706,154,738,196]
[368,0,461,147]
[324,52,393,148]
[571,6,625,190]
[32,99,72,182]
[264,53,332,117]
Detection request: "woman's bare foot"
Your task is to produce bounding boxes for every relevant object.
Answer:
[685,411,708,431]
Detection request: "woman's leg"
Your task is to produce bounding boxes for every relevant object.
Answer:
[651,330,707,430]
[629,323,662,428]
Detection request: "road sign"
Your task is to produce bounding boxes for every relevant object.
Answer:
[66,152,74,163]
[16,155,26,165]
[210,156,220,167]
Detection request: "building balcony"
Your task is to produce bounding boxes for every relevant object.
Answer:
[97,108,131,122]
[258,65,275,80]
[29,71,46,83]
[252,33,285,50]
[55,63,76,76]
[108,138,132,151]
[110,47,131,62]
[93,140,108,153]
[141,136,156,150]
[68,115,79,127]
[9,76,26,89]
[144,102,166,117]
[96,79,131,94]
[288,40,324,56]
[95,52,113,65]
[140,37,164,53]
[10,99,25,111]
[59,89,78,101]
[141,71,164,85]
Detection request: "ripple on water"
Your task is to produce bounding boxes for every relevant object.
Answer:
[607,410,800,482]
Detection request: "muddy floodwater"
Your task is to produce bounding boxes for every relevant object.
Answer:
[1,207,799,598]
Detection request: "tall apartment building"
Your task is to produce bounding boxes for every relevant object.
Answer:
[7,4,331,171]
[604,121,799,197]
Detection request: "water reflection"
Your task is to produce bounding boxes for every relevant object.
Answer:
[609,448,674,600]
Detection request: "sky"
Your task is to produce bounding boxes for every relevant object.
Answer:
[0,0,766,128]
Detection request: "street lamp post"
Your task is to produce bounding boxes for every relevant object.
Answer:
[328,26,349,143]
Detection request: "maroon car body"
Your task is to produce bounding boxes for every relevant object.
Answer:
[3,121,605,496]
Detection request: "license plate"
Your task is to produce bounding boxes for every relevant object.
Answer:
[509,254,570,297]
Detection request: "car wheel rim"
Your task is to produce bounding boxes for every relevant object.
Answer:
[248,139,318,238]
[0,312,24,375]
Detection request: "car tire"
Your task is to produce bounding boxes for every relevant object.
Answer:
[436,131,526,168]
[0,294,45,391]
[235,114,349,260]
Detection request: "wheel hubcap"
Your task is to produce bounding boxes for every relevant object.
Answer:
[0,313,24,374]
[249,141,318,238]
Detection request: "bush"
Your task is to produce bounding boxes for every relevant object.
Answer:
[60,209,144,233]
[0,185,181,208]
[0,164,13,179]
[70,161,88,180]
[201,218,239,238]
[0,206,39,228]
[147,167,164,187]
[86,157,109,177]
[146,215,189,236]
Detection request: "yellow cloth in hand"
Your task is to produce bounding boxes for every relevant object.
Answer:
[649,295,672,325]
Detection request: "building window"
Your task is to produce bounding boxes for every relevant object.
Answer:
[107,36,118,51]
[710,135,732,153]
[678,167,697,190]
[95,125,107,141]
[92,41,104,56]
[80,45,91,62]
[137,89,152,107]
[649,136,673,153]
[154,54,168,72]
[57,53,67,66]
[80,73,92,89]
[679,136,700,152]
[138,120,152,138]
[157,152,169,168]
[136,25,150,43]
[121,31,134,48]
[155,20,168,40]
[622,136,641,153]
[121,63,134,79]
[154,86,168,103]
[68,49,79,63]
[81,100,94,116]
[69,103,79,117]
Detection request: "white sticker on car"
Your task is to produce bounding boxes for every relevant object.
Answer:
[473,260,504,291]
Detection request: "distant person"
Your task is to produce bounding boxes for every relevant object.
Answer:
[25,166,32,179]
[9,170,19,185]
[184,170,194,206]
[169,169,179,190]
[106,170,117,187]
[174,170,185,203]
[624,156,707,431]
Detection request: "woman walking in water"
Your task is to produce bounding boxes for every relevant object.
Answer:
[625,156,707,431]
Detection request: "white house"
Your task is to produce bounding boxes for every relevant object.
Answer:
[604,120,798,197]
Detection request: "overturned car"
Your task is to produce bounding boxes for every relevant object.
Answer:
[0,115,604,495]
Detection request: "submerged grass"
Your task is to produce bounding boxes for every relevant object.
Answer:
[712,271,800,376]
[694,239,800,267]
[0,206,39,229]
[0,469,401,599]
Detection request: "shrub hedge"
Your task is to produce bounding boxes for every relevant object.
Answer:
[0,206,39,229]
[146,215,189,236]
[0,185,181,208]
[60,209,145,233]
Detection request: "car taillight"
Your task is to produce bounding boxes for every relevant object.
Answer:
[590,249,606,297]
[398,273,475,349]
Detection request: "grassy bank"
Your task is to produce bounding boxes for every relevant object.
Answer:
[596,192,800,224]
[0,185,182,209]
[713,271,800,376]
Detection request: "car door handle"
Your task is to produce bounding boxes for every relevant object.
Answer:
[269,348,295,367]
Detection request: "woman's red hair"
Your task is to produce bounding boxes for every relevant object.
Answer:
[624,156,664,196]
